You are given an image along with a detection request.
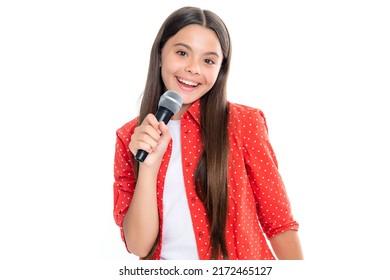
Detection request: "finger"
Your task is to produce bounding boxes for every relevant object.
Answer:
[142,114,161,134]
[156,122,171,146]
[131,132,158,150]
[134,141,154,154]
[143,124,162,141]
[132,121,161,142]
[137,133,159,149]
[158,121,169,136]
[129,136,157,156]
[129,131,155,155]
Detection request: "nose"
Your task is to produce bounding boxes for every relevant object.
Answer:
[185,59,200,75]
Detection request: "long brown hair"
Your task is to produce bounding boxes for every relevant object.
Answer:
[136,6,231,259]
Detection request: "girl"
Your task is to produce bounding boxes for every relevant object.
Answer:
[113,6,303,260]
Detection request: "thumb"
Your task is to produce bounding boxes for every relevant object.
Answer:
[156,122,171,148]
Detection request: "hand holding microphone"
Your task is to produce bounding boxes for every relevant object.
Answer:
[133,90,182,163]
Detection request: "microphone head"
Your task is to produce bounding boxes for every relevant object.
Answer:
[158,90,183,114]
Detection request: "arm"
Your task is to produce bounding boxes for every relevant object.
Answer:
[122,115,171,258]
[269,230,304,260]
[122,164,160,258]
[241,108,302,259]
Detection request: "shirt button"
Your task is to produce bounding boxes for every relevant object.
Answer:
[185,129,191,133]
[191,197,196,203]
[198,232,204,238]
[185,162,192,167]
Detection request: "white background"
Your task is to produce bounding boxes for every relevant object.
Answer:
[1,0,389,279]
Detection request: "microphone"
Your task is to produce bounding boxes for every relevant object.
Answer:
[135,90,183,162]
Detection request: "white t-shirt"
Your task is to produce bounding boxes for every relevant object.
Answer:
[160,120,199,260]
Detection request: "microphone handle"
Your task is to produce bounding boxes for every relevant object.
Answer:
[155,106,174,125]
[134,107,174,162]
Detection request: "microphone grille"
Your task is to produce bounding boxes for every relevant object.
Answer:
[158,90,183,114]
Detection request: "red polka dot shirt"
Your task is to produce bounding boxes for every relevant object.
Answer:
[113,100,299,260]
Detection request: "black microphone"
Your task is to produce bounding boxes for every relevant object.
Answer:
[135,90,183,162]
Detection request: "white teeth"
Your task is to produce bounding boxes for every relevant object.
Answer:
[178,78,198,87]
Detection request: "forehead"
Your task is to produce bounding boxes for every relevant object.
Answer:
[165,24,223,55]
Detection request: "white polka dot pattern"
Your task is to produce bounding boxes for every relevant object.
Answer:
[113,99,299,260]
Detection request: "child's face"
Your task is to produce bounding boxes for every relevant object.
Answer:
[160,24,223,113]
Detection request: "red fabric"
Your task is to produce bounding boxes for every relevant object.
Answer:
[113,100,299,260]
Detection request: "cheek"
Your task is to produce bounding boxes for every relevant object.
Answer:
[204,68,221,86]
[160,65,174,86]
[161,60,181,80]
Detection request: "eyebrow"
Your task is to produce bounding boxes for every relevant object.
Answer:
[173,42,220,58]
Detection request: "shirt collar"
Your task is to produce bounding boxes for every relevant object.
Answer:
[182,99,201,125]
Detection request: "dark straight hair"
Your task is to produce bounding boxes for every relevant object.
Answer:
[136,6,231,260]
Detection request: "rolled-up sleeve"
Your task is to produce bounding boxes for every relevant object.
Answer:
[243,109,299,239]
[113,120,137,247]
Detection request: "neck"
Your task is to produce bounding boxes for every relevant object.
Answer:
[172,103,191,120]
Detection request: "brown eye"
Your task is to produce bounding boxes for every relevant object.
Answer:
[205,59,215,65]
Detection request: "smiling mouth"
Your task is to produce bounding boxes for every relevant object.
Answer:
[177,77,199,87]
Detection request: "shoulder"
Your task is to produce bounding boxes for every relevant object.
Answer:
[116,116,139,142]
[228,102,267,130]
